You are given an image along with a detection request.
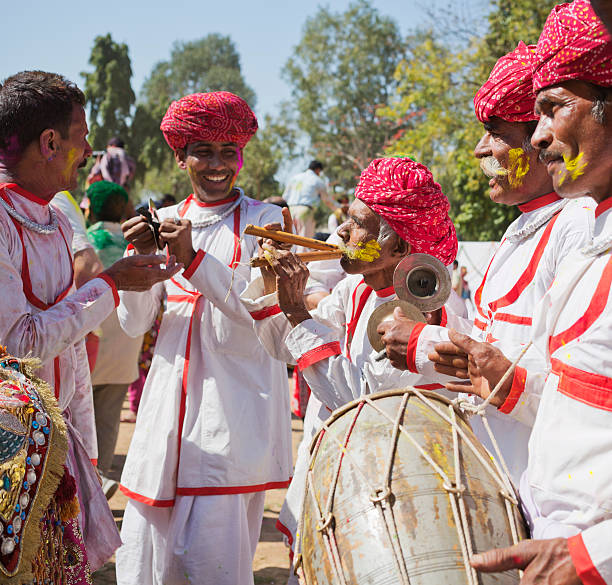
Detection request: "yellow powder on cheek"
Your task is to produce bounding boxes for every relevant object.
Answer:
[558,152,587,186]
[339,239,381,262]
[63,148,78,180]
[507,147,530,188]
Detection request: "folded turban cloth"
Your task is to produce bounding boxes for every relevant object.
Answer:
[474,41,539,123]
[355,157,457,266]
[160,91,258,151]
[534,0,612,91]
[87,180,128,217]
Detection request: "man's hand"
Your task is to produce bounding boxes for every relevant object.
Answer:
[122,216,158,255]
[103,254,182,292]
[377,307,423,370]
[265,249,311,327]
[159,219,196,267]
[259,207,294,295]
[471,538,580,585]
[431,330,513,406]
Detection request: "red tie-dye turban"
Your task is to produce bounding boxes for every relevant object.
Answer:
[474,41,539,123]
[533,0,612,91]
[355,157,457,266]
[160,91,258,151]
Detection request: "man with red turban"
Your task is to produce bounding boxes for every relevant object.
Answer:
[377,41,594,491]
[420,2,612,583]
[116,92,293,585]
[240,156,458,582]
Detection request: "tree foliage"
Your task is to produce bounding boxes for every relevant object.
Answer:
[82,34,135,150]
[383,0,556,240]
[283,0,408,190]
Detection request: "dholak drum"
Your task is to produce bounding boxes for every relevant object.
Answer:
[297,388,527,585]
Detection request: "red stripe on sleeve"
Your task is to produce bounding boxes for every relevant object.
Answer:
[182,249,206,280]
[405,323,426,373]
[568,533,607,585]
[297,341,341,370]
[98,273,120,307]
[498,366,527,414]
[250,305,282,320]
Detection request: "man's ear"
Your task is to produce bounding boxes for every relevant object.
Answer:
[39,128,58,160]
[393,236,411,257]
[174,148,187,169]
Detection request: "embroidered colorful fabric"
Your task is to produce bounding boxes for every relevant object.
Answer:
[354,157,457,266]
[534,0,612,91]
[474,41,539,123]
[160,91,258,151]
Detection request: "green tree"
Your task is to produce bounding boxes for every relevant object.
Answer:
[383,0,556,240]
[283,0,408,190]
[82,34,135,150]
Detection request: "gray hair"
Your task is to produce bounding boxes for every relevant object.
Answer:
[377,216,396,244]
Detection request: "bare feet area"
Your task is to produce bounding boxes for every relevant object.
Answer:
[93,379,303,585]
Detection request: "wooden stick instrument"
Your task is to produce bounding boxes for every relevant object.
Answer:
[243,224,339,251]
[250,250,343,268]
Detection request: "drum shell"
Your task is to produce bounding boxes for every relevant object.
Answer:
[300,389,527,585]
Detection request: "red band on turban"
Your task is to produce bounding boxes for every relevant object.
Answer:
[474,41,539,123]
[534,0,612,91]
[160,91,258,151]
[355,157,457,266]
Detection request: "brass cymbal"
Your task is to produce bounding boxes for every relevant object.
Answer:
[393,253,451,312]
[367,300,425,352]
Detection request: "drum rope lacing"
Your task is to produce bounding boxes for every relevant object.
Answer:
[299,369,529,584]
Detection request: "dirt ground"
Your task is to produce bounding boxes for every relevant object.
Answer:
[92,385,303,585]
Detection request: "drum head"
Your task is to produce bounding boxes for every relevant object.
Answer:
[367,300,425,352]
[393,254,451,312]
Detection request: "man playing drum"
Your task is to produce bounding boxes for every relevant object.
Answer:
[378,41,594,486]
[398,2,612,583]
[240,156,457,579]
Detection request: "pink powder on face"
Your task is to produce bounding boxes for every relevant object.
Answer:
[0,134,21,165]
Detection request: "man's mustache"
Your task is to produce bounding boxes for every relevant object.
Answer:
[480,156,508,178]
[538,150,562,165]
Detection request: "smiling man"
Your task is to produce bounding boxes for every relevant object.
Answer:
[377,42,594,486]
[0,70,180,577]
[241,156,457,580]
[115,91,292,585]
[426,2,612,583]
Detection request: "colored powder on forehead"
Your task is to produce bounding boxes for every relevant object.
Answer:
[339,239,381,262]
[507,148,530,188]
[558,152,588,186]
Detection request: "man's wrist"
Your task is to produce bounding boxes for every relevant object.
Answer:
[284,307,311,327]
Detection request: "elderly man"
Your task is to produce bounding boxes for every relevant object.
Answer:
[378,41,594,486]
[424,2,612,583]
[116,91,292,585]
[241,156,457,578]
[0,71,179,574]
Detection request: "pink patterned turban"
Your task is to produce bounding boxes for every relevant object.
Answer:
[534,0,612,91]
[474,41,539,123]
[355,157,457,266]
[160,91,258,151]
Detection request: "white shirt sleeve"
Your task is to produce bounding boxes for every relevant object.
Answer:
[51,192,93,255]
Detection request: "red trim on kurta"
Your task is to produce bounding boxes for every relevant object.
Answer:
[250,305,282,320]
[276,519,295,562]
[229,206,242,268]
[498,366,527,414]
[119,484,175,507]
[405,322,426,373]
[439,307,447,327]
[183,192,240,208]
[0,182,51,206]
[549,255,612,355]
[97,273,119,307]
[415,383,445,390]
[176,479,292,496]
[488,213,560,313]
[53,358,61,400]
[517,191,561,212]
[493,312,532,326]
[552,358,612,411]
[375,285,395,297]
[568,533,607,585]
[595,197,612,219]
[473,247,500,320]
[297,341,342,370]
[182,249,206,280]
[474,318,487,331]
[345,281,373,361]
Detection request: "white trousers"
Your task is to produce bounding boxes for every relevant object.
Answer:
[116,492,266,585]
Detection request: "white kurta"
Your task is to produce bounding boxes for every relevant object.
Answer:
[0,183,121,568]
[241,273,448,563]
[404,194,594,484]
[502,198,612,584]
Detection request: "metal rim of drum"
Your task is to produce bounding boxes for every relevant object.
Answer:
[366,300,425,352]
[393,253,451,312]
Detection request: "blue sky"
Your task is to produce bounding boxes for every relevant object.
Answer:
[3,0,484,118]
